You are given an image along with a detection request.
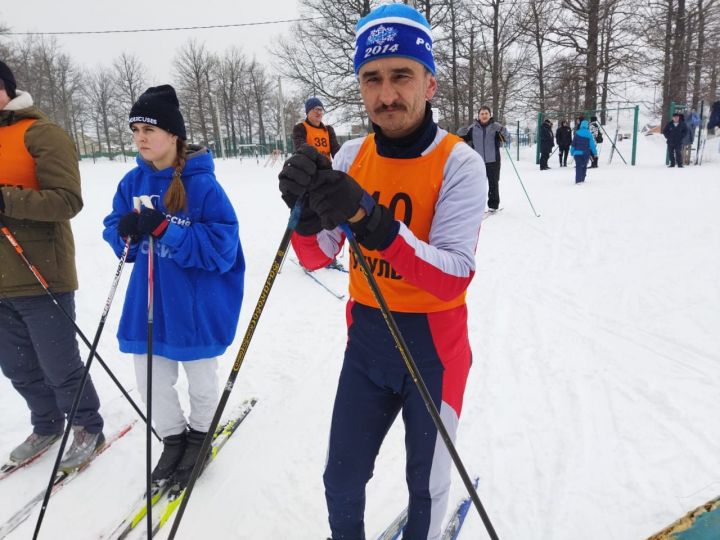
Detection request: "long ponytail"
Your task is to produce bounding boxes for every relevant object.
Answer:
[164,139,188,214]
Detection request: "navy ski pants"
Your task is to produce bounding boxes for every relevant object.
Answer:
[0,293,103,435]
[667,143,683,166]
[324,302,472,540]
[575,154,589,183]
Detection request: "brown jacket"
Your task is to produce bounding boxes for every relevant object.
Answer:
[0,91,83,298]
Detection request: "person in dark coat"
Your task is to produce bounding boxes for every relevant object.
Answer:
[555,120,572,167]
[707,101,720,132]
[663,112,689,167]
[539,118,554,170]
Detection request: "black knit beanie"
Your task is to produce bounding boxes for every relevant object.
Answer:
[129,85,186,140]
[0,61,17,99]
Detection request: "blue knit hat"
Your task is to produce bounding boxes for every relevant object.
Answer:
[305,97,324,114]
[354,3,435,75]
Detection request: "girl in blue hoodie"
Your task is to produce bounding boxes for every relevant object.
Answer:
[102,85,244,489]
[570,119,598,184]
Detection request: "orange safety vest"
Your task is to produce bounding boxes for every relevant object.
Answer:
[0,119,39,190]
[348,133,467,313]
[304,121,332,158]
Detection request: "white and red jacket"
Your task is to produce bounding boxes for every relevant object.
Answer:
[292,127,487,313]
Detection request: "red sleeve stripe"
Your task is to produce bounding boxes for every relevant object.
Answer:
[381,233,475,302]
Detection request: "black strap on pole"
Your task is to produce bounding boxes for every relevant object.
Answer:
[339,224,500,540]
[167,201,303,539]
[0,218,160,441]
[33,240,132,539]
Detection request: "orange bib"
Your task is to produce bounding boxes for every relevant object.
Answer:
[0,119,39,190]
[348,133,467,313]
[304,121,332,158]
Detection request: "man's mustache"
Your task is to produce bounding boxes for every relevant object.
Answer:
[374,103,407,114]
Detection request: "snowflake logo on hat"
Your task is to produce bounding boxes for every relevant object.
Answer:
[367,25,398,46]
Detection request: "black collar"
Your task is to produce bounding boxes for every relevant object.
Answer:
[372,102,437,159]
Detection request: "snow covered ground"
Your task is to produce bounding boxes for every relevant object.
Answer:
[1,134,719,539]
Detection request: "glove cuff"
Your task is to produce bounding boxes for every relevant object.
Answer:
[358,191,376,216]
[350,204,399,251]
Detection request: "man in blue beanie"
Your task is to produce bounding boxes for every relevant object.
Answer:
[278,4,487,539]
[291,96,340,159]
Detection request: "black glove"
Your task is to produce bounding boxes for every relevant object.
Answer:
[117,211,140,243]
[278,144,332,209]
[308,170,375,231]
[137,207,169,238]
[279,145,332,236]
[349,203,399,251]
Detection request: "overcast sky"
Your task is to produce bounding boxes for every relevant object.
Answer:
[1,0,301,85]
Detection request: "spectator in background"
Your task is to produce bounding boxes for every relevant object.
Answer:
[292,97,341,159]
[588,116,603,168]
[663,112,688,168]
[555,119,572,167]
[570,119,597,184]
[461,105,509,212]
[682,112,695,164]
[707,101,720,132]
[539,118,554,170]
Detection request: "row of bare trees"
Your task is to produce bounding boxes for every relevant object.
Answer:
[2,0,720,151]
[0,35,301,158]
[276,0,720,131]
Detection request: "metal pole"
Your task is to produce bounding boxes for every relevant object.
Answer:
[632,105,639,166]
[535,112,542,164]
[695,100,704,166]
[278,76,288,156]
[516,120,520,161]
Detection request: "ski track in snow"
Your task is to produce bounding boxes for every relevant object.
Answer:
[0,137,718,539]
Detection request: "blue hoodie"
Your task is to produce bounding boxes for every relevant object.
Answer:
[102,148,244,361]
[570,120,598,157]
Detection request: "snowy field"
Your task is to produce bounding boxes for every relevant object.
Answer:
[1,134,719,539]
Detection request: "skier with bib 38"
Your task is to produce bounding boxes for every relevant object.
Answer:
[102,85,245,490]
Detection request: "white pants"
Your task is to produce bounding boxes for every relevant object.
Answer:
[133,354,219,438]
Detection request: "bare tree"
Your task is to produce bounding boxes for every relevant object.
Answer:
[113,53,146,110]
[272,0,371,124]
[174,39,213,144]
[87,67,116,158]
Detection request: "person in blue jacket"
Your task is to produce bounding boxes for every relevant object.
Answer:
[102,85,245,490]
[570,119,597,184]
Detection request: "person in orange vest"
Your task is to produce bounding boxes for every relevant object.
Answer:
[278,4,486,538]
[292,97,341,159]
[0,60,105,472]
[292,97,345,270]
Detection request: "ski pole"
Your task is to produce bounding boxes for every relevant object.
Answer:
[0,218,160,441]
[599,123,626,164]
[503,146,541,217]
[145,234,155,539]
[33,238,132,539]
[167,200,303,539]
[340,224,500,540]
